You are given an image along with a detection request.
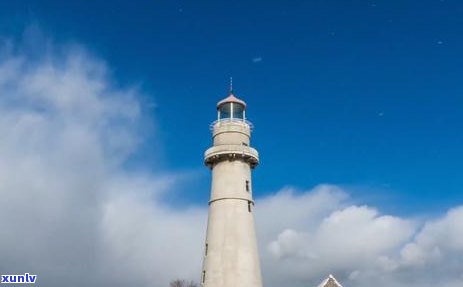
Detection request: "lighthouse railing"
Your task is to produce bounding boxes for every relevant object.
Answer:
[209,118,254,130]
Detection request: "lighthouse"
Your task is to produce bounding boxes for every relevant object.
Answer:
[201,88,263,287]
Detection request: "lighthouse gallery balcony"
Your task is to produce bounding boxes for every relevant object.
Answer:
[204,144,259,168]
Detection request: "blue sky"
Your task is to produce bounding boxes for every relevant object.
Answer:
[1,2,463,287]
[1,1,462,213]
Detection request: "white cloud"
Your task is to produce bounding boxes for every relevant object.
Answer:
[0,31,463,287]
[256,188,416,287]
[256,189,463,287]
[0,34,204,286]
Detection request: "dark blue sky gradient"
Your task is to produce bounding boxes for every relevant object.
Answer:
[1,0,462,215]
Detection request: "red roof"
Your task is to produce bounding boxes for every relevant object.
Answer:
[217,92,247,109]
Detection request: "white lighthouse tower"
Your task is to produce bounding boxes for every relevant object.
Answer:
[201,87,263,287]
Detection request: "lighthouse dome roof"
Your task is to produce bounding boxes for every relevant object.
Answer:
[217,92,246,109]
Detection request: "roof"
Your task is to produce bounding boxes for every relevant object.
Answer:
[316,275,343,287]
[217,92,247,109]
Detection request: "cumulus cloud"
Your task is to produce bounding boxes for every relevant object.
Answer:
[256,189,463,287]
[0,33,205,286]
[256,187,416,287]
[0,31,462,287]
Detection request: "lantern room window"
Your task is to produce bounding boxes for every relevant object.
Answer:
[216,92,247,122]
[218,102,245,120]
[219,103,232,119]
[233,103,244,119]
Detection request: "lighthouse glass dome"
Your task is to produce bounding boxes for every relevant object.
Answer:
[219,103,231,119]
[219,102,244,120]
[232,103,244,119]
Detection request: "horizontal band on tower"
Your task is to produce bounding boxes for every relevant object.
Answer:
[204,144,259,168]
[208,197,255,205]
